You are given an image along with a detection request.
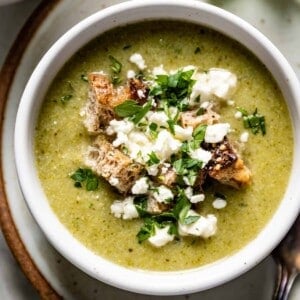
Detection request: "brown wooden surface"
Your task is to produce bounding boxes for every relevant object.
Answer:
[0,0,62,299]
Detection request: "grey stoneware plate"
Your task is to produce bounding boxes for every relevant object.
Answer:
[0,0,300,299]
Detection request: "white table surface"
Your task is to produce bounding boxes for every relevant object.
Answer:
[1,1,300,299]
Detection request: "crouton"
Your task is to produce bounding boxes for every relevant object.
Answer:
[147,195,170,215]
[85,136,144,194]
[84,74,150,134]
[83,73,131,134]
[181,105,220,129]
[204,139,251,188]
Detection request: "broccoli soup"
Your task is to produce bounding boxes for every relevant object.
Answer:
[35,21,293,271]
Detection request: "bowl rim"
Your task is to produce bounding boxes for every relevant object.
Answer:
[14,0,300,295]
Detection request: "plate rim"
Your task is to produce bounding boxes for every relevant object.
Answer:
[0,0,62,298]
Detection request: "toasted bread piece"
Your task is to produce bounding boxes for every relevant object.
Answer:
[209,158,251,189]
[84,74,150,134]
[147,195,170,215]
[83,73,131,134]
[85,136,144,194]
[181,105,220,129]
[154,167,177,188]
[205,139,251,189]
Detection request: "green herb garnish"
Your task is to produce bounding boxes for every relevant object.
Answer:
[114,99,152,124]
[149,69,195,110]
[60,94,73,104]
[183,215,200,225]
[194,47,201,54]
[147,151,160,166]
[114,100,141,117]
[108,55,122,85]
[70,168,99,191]
[123,44,132,50]
[134,195,149,218]
[80,74,88,82]
[237,107,266,135]
[187,124,207,150]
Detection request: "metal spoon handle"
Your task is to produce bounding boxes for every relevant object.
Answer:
[273,262,298,300]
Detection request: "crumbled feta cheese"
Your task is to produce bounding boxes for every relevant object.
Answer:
[146,111,169,127]
[205,123,230,143]
[190,194,205,203]
[131,177,149,194]
[106,119,134,135]
[148,225,174,247]
[153,185,174,203]
[234,111,243,119]
[110,197,139,220]
[182,65,197,72]
[146,164,159,176]
[174,125,193,141]
[152,64,167,76]
[183,176,193,186]
[191,68,237,102]
[212,198,227,209]
[109,177,119,187]
[112,131,128,147]
[153,130,182,161]
[137,89,145,98]
[129,53,146,70]
[161,163,171,175]
[240,131,249,143]
[189,148,212,166]
[227,100,235,106]
[200,101,210,109]
[127,70,136,79]
[184,187,193,199]
[126,134,152,163]
[178,210,217,238]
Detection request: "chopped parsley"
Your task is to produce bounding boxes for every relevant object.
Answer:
[237,107,266,135]
[70,168,99,191]
[194,46,201,54]
[147,151,160,166]
[80,74,88,82]
[134,195,149,218]
[122,44,132,50]
[187,124,207,150]
[108,55,122,85]
[60,94,73,104]
[114,99,152,124]
[149,69,195,110]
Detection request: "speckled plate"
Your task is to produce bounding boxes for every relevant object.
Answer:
[0,0,300,299]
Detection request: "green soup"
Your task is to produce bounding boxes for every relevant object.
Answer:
[35,21,293,271]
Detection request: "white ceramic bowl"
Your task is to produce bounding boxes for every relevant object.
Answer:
[14,0,300,295]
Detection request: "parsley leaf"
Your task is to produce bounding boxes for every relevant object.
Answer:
[70,168,99,191]
[183,215,200,225]
[114,100,152,124]
[134,195,149,218]
[237,107,266,135]
[189,124,207,150]
[147,151,160,166]
[173,158,203,175]
[132,100,152,124]
[114,100,141,117]
[194,47,201,54]
[108,55,122,85]
[137,218,156,243]
[60,94,73,104]
[80,74,88,82]
[149,69,195,110]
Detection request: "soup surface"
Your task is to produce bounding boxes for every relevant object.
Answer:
[35,21,293,271]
